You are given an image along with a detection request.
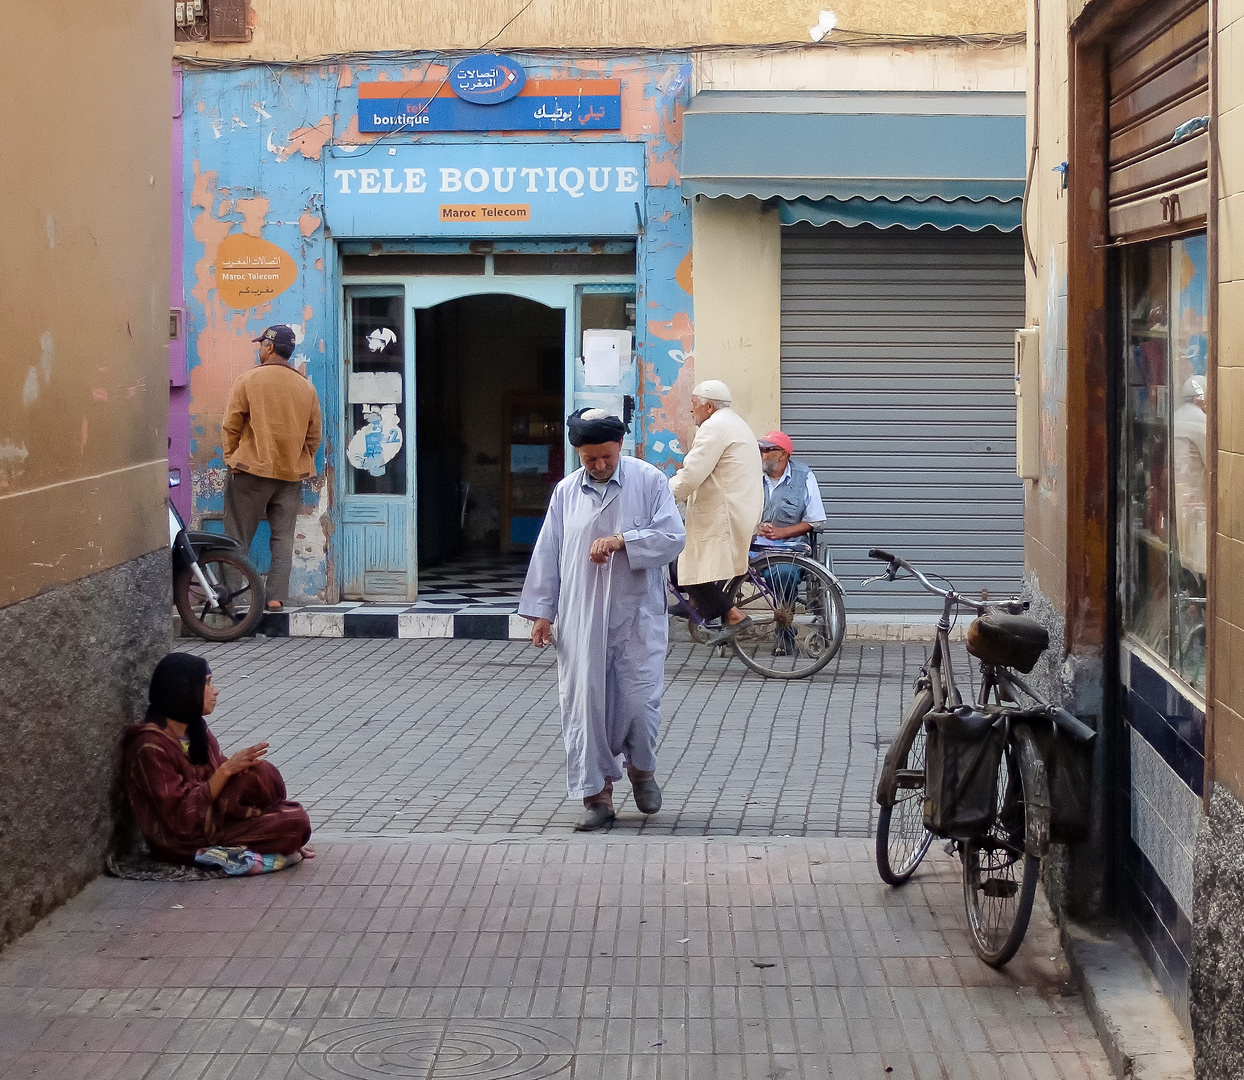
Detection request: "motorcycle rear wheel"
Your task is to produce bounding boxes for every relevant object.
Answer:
[175,549,266,642]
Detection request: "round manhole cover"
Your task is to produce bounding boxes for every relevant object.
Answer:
[297,1019,574,1080]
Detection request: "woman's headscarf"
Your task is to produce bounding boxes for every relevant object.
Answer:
[145,653,211,765]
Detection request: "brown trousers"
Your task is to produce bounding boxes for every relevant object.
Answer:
[223,470,302,603]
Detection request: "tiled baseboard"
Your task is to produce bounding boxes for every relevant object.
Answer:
[174,608,952,643]
[173,609,529,640]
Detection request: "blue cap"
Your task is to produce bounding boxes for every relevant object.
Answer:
[252,324,296,356]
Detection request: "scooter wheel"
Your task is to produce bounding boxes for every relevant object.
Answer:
[174,548,267,642]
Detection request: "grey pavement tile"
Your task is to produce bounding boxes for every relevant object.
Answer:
[176,638,959,839]
[0,836,1112,1076]
[0,638,1117,1079]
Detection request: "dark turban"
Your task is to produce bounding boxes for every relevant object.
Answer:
[567,408,626,447]
[145,653,212,765]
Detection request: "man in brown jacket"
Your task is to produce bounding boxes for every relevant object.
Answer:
[222,324,322,609]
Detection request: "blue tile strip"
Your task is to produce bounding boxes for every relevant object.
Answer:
[1127,653,1205,796]
[1125,839,1192,1029]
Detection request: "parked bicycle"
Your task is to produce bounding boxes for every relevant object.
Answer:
[867,548,1095,967]
[672,530,846,679]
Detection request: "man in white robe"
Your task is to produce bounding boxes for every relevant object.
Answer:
[519,409,686,831]
[668,380,764,646]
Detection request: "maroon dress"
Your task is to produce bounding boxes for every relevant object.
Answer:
[123,723,311,864]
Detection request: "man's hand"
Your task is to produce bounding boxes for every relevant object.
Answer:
[589,535,624,564]
[531,618,553,648]
[757,522,809,541]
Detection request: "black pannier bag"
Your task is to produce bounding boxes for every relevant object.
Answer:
[1023,707,1097,844]
[923,706,1007,840]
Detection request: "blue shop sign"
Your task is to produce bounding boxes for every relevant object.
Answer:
[448,55,526,104]
[358,78,621,133]
[324,142,646,238]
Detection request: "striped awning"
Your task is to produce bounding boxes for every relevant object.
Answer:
[682,91,1026,232]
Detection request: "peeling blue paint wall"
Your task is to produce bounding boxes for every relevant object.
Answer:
[180,56,692,600]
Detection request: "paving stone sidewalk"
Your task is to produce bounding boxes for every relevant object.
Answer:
[0,638,1115,1078]
[182,637,948,838]
[0,837,1111,1079]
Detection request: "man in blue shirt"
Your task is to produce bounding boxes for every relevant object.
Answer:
[754,430,826,548]
[753,430,827,655]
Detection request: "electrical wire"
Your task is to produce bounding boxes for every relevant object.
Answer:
[175,29,1027,71]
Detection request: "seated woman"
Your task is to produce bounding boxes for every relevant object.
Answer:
[123,652,312,868]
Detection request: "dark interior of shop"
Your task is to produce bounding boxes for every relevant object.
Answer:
[415,294,564,568]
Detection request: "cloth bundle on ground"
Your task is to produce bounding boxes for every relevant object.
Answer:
[122,653,311,869]
[106,839,301,881]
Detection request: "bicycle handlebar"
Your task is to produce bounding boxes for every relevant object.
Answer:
[863,547,1029,615]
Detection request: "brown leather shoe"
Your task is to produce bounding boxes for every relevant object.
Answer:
[631,777,662,815]
[574,803,616,831]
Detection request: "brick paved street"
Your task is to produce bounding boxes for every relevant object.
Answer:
[0,640,1113,1078]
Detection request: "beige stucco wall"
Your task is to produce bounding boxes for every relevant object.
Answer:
[1214,0,1244,799]
[690,197,783,434]
[1020,0,1073,613]
[0,2,171,607]
[696,42,1026,90]
[175,0,1024,57]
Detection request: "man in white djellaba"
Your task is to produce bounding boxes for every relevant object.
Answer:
[519,409,686,831]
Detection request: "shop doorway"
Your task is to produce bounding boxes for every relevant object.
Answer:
[415,294,565,568]
[337,262,636,602]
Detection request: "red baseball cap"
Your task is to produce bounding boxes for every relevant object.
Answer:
[758,430,793,454]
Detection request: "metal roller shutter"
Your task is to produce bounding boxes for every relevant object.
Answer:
[780,223,1026,617]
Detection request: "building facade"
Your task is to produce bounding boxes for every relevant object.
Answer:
[1023,0,1243,1068]
[0,3,171,943]
[174,0,1029,620]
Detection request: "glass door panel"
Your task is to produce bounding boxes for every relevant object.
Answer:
[573,284,638,455]
[1118,235,1208,690]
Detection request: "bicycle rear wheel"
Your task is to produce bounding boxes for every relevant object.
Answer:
[875,687,935,885]
[729,550,845,679]
[961,724,1044,967]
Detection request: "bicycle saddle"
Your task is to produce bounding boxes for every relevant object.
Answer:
[966,613,1050,673]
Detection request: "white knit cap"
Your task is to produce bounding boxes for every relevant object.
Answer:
[691,379,732,405]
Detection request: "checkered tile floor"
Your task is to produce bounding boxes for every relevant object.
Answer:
[175,553,533,641]
[413,551,530,610]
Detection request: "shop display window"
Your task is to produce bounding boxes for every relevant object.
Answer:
[1119,234,1208,690]
[346,290,407,496]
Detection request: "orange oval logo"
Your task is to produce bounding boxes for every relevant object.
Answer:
[214,234,298,310]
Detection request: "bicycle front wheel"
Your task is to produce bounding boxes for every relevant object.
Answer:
[875,687,935,885]
[961,724,1045,967]
[729,550,846,679]
[175,549,266,642]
